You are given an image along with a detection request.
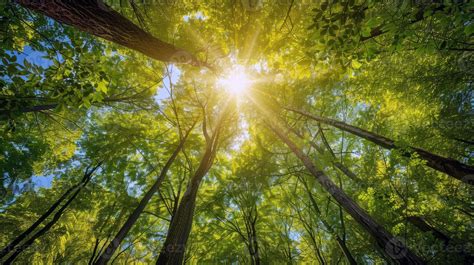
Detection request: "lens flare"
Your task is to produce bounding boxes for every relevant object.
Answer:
[217,66,251,96]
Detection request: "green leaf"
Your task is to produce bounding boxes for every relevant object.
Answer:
[97,82,108,94]
[351,60,362,69]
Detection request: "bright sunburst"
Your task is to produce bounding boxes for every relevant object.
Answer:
[217,65,252,96]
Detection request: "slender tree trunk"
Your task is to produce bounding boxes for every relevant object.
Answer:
[156,114,225,264]
[94,124,194,265]
[335,237,357,265]
[299,131,473,264]
[406,216,450,245]
[286,108,474,185]
[289,126,361,183]
[155,144,217,264]
[0,163,101,260]
[244,206,260,265]
[2,164,101,264]
[251,221,260,265]
[299,177,357,265]
[266,120,425,264]
[15,0,204,66]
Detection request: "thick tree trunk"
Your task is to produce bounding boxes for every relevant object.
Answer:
[94,125,194,265]
[0,163,101,260]
[2,164,101,264]
[15,0,203,66]
[267,121,425,264]
[286,108,474,185]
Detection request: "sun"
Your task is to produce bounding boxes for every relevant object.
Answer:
[217,66,252,96]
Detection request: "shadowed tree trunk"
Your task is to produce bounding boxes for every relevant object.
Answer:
[298,176,357,265]
[155,138,219,264]
[0,163,101,261]
[249,218,260,265]
[406,216,450,245]
[94,123,195,265]
[15,0,204,66]
[2,163,101,264]
[156,109,227,264]
[286,107,474,185]
[294,128,473,264]
[265,118,425,264]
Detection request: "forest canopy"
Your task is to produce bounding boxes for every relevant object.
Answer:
[0,0,473,264]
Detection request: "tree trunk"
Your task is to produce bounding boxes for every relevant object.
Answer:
[155,145,217,264]
[15,0,203,66]
[406,216,450,245]
[286,108,474,185]
[250,222,260,265]
[266,120,425,264]
[298,131,473,264]
[156,115,224,264]
[335,237,358,265]
[289,126,361,183]
[0,163,101,260]
[2,164,101,264]
[299,177,357,265]
[94,125,194,265]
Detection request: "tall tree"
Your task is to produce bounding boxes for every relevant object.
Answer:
[262,114,425,264]
[0,163,101,260]
[94,122,195,264]
[286,107,474,184]
[1,163,101,263]
[156,104,231,264]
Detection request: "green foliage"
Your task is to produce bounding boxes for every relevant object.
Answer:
[1,0,472,264]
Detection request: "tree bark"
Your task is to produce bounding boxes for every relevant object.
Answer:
[94,124,194,265]
[286,108,474,185]
[155,144,217,264]
[15,0,204,66]
[2,164,101,264]
[156,111,226,264]
[266,120,425,264]
[0,163,101,260]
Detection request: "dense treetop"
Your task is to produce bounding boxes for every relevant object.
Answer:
[0,0,472,264]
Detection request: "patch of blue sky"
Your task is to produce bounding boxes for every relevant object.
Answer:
[183,11,207,22]
[31,174,54,190]
[230,116,250,151]
[4,45,54,68]
[289,230,301,241]
[154,64,181,104]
